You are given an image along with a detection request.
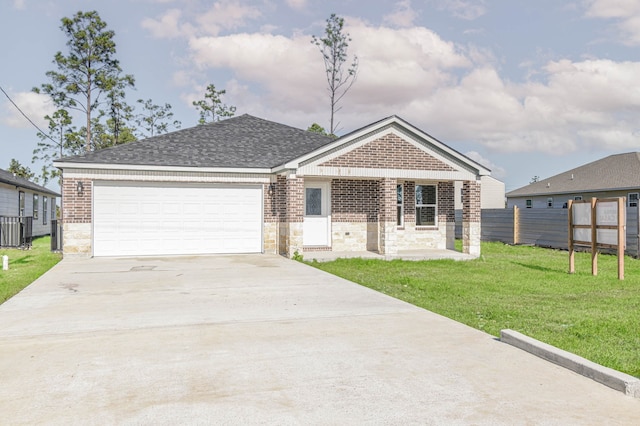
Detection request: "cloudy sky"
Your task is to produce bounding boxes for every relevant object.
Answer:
[2,0,640,192]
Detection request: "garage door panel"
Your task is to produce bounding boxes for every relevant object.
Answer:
[94,183,262,256]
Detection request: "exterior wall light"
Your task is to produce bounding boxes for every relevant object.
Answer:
[77,181,84,197]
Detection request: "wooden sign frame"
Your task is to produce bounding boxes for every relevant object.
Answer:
[568,197,625,280]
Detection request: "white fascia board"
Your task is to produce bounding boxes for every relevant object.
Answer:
[53,161,273,175]
[281,115,491,176]
[391,117,491,175]
[281,116,398,169]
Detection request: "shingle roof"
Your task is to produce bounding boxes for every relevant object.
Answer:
[0,169,60,197]
[506,152,640,197]
[58,114,335,169]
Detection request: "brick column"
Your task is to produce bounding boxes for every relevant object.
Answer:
[438,181,456,250]
[61,177,93,256]
[378,178,398,255]
[462,180,481,257]
[286,174,304,258]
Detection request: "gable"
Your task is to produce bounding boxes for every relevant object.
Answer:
[318,134,455,171]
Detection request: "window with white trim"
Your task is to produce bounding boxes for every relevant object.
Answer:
[525,199,532,208]
[629,193,639,208]
[33,194,39,219]
[397,184,403,227]
[43,197,48,225]
[415,184,437,226]
[18,191,25,216]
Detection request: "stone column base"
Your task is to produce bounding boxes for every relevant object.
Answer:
[462,222,481,257]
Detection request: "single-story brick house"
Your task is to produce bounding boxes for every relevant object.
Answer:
[54,114,489,258]
[0,168,59,242]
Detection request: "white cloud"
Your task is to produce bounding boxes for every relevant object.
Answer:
[141,1,262,39]
[430,0,487,20]
[584,0,640,45]
[141,9,190,39]
[196,1,262,36]
[285,0,307,11]
[1,91,54,129]
[464,151,506,178]
[172,14,640,156]
[383,0,418,28]
[13,0,25,9]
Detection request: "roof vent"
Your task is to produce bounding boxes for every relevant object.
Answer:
[571,174,574,180]
[547,183,551,188]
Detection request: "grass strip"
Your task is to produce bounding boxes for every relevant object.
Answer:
[0,236,62,304]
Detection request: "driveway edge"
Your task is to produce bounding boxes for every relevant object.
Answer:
[500,329,640,398]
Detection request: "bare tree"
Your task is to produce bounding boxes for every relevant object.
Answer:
[311,14,358,135]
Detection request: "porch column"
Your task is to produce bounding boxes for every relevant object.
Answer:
[438,181,456,250]
[286,174,304,258]
[462,179,481,257]
[378,178,398,255]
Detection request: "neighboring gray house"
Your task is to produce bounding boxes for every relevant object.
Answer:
[0,168,59,237]
[54,114,492,258]
[506,152,640,209]
[455,176,505,209]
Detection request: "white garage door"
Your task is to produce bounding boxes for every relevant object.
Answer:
[93,182,263,256]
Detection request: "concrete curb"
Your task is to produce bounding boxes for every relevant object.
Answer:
[500,329,640,399]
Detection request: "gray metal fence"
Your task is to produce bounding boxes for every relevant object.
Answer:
[0,216,33,249]
[456,207,640,257]
[50,219,63,252]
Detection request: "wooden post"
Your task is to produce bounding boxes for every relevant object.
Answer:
[513,205,519,245]
[618,197,625,280]
[568,200,575,274]
[591,198,598,276]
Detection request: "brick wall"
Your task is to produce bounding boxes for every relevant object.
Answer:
[379,178,397,222]
[286,175,304,223]
[320,134,455,171]
[438,181,455,222]
[403,181,416,224]
[462,180,481,222]
[62,177,92,223]
[331,179,379,222]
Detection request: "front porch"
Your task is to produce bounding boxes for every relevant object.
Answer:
[303,248,477,262]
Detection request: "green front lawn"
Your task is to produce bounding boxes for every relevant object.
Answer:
[307,242,640,377]
[0,236,62,304]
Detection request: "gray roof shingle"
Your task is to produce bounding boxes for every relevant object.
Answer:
[506,152,640,197]
[0,169,60,197]
[58,114,335,169]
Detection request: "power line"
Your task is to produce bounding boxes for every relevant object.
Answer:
[0,84,56,144]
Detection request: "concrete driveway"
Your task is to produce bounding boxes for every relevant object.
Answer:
[0,255,639,425]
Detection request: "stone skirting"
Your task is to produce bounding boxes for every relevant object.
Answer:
[62,222,92,256]
[331,222,378,252]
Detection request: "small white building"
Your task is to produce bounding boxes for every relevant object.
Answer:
[455,176,505,210]
[0,168,59,238]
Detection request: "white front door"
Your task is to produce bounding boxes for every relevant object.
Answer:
[303,181,331,246]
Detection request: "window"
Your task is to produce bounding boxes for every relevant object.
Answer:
[43,197,48,225]
[33,194,39,219]
[397,184,404,227]
[525,199,532,209]
[629,193,639,208]
[415,184,437,226]
[305,188,322,216]
[547,197,553,208]
[574,196,582,201]
[51,197,56,220]
[18,191,25,216]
